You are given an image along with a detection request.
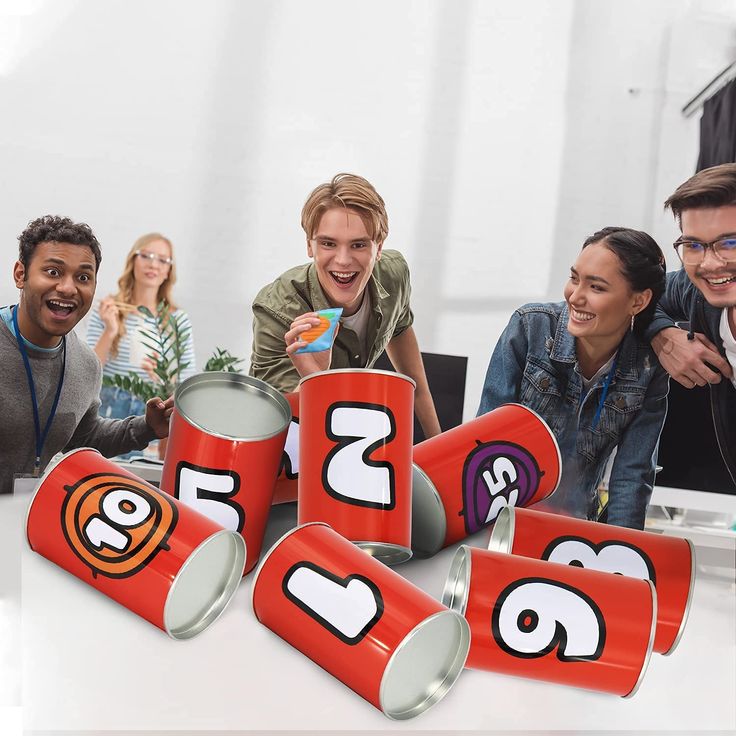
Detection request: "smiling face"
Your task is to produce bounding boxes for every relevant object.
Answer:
[13,241,97,347]
[132,238,172,291]
[679,206,736,310]
[563,242,650,345]
[307,207,383,316]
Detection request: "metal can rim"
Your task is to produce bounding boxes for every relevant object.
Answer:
[174,372,292,442]
[163,528,246,640]
[487,505,515,553]
[440,544,472,616]
[662,537,696,655]
[298,367,417,390]
[378,608,471,719]
[623,577,658,698]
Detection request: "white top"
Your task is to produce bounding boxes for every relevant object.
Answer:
[580,353,615,394]
[719,307,736,389]
[86,306,196,382]
[340,292,371,358]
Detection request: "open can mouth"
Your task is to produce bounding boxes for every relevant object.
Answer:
[487,506,515,553]
[441,545,473,616]
[174,372,292,442]
[164,529,246,639]
[379,608,470,719]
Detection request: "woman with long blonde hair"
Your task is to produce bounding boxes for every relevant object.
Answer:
[86,233,196,422]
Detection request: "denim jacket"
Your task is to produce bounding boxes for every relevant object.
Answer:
[644,269,736,487]
[478,302,669,529]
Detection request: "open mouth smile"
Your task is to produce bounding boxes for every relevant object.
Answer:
[330,271,358,287]
[570,308,595,322]
[46,298,77,318]
[703,275,736,287]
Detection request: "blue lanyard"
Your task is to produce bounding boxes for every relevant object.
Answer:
[591,352,618,430]
[13,305,66,476]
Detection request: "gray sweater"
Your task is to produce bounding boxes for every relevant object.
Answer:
[0,321,156,493]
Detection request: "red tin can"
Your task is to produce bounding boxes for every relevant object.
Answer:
[272,392,299,505]
[489,506,695,655]
[297,369,415,565]
[26,448,245,639]
[252,523,470,719]
[160,372,291,574]
[442,546,656,697]
[412,403,561,557]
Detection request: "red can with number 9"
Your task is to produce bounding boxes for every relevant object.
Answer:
[442,546,656,697]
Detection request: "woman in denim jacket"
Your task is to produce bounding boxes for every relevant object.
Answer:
[478,227,668,529]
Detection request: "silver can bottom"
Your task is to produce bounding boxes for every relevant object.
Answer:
[354,541,413,566]
[164,529,246,639]
[380,609,470,719]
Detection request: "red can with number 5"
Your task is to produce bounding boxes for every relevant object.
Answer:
[160,373,291,573]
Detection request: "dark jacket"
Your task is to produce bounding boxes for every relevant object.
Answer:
[646,268,736,487]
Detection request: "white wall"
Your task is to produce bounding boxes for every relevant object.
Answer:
[1,0,734,420]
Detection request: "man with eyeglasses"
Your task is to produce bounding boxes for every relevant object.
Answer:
[647,163,736,487]
[250,173,441,438]
[0,216,174,494]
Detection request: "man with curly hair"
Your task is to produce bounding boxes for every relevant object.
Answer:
[1,215,173,493]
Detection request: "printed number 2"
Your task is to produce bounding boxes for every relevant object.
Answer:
[282,562,384,645]
[323,402,396,509]
[174,462,245,533]
[492,578,606,661]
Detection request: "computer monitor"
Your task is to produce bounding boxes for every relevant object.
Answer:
[373,351,468,443]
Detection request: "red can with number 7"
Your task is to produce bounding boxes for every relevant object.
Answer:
[252,523,470,719]
[442,546,656,697]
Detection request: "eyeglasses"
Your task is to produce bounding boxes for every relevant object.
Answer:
[135,250,173,267]
[673,236,736,265]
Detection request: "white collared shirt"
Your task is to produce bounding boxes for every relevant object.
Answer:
[719,307,736,389]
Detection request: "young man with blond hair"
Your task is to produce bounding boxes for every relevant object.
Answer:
[250,173,441,438]
[648,163,736,487]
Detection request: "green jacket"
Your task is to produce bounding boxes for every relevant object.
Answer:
[250,249,414,392]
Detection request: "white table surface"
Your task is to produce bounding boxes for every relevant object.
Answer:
[3,491,735,735]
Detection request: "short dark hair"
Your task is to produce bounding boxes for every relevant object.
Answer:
[17,215,102,273]
[583,226,666,337]
[665,164,736,221]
